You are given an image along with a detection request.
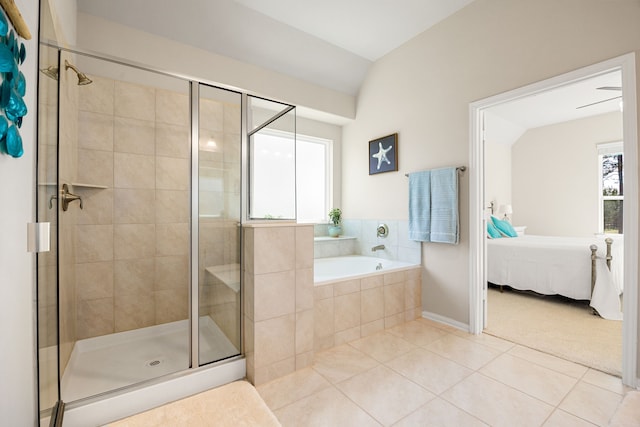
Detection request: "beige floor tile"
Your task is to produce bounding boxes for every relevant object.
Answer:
[480,353,578,405]
[543,409,598,427]
[416,317,461,333]
[441,373,553,427]
[386,348,472,394]
[313,344,379,384]
[386,320,449,346]
[349,331,416,362]
[257,367,331,410]
[559,381,622,426]
[581,369,627,395]
[336,365,435,426]
[508,345,589,378]
[392,398,489,427]
[274,387,381,427]
[454,331,516,352]
[426,334,501,370]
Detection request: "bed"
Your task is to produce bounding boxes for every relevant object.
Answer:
[487,234,623,320]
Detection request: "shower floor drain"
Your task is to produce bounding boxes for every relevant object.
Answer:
[144,358,164,368]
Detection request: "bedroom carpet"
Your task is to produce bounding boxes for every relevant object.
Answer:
[484,287,622,376]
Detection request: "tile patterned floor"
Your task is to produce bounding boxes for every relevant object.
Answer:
[257,318,631,427]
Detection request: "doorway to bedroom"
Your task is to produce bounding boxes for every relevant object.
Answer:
[469,54,638,386]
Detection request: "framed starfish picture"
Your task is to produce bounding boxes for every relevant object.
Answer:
[369,133,398,175]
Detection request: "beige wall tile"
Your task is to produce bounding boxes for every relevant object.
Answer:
[295,225,314,269]
[156,89,189,126]
[78,76,114,115]
[405,278,421,310]
[76,188,114,225]
[115,292,155,332]
[156,190,189,223]
[76,261,114,300]
[114,117,155,155]
[253,227,295,274]
[296,268,314,312]
[334,279,360,296]
[156,223,189,256]
[114,188,155,224]
[78,111,114,151]
[114,152,155,189]
[296,351,314,370]
[243,272,255,321]
[155,255,189,291]
[114,258,155,295]
[334,293,360,333]
[314,284,333,300]
[254,357,296,386]
[384,270,407,286]
[254,270,296,321]
[156,157,189,190]
[115,81,155,121]
[296,309,314,354]
[361,287,384,324]
[314,298,334,342]
[200,98,223,131]
[77,297,114,339]
[77,149,113,187]
[361,275,383,290]
[254,314,295,368]
[76,224,114,263]
[155,288,188,324]
[335,326,361,346]
[156,123,190,158]
[114,224,155,260]
[223,104,241,133]
[384,282,405,317]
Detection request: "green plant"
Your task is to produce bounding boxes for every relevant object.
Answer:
[328,208,342,226]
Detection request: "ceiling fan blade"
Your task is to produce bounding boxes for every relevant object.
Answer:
[576,95,622,109]
[597,86,622,91]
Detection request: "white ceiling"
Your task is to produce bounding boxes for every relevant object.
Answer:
[486,70,622,145]
[77,0,475,95]
[77,0,622,132]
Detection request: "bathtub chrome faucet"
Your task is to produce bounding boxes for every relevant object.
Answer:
[371,244,385,252]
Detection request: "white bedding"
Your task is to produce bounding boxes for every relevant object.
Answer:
[487,235,623,320]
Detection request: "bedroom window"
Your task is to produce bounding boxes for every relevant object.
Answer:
[598,142,623,234]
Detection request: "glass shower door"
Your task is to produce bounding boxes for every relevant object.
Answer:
[54,52,192,402]
[197,84,242,365]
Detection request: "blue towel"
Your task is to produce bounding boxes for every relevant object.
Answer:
[430,167,459,244]
[409,171,431,241]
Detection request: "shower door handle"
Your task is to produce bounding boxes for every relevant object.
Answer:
[60,183,83,211]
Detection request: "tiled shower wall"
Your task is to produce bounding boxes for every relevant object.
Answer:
[72,76,193,340]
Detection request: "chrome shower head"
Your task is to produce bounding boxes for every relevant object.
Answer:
[64,60,93,86]
[40,65,59,80]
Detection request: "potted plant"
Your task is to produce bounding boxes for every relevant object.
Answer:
[328,208,342,237]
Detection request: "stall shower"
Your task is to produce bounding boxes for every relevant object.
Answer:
[36,47,256,418]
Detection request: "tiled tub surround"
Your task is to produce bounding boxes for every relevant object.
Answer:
[243,222,421,386]
[314,266,422,352]
[243,223,315,386]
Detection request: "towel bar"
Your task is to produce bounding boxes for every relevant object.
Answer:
[405,166,466,177]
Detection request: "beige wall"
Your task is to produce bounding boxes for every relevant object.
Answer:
[341,0,640,325]
[485,141,512,217]
[512,112,623,236]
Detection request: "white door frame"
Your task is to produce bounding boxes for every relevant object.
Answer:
[469,53,638,387]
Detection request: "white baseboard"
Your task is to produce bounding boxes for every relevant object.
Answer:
[422,311,469,332]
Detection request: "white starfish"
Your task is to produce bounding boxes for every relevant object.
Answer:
[372,142,392,170]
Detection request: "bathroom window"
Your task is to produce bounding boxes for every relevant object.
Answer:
[251,130,332,222]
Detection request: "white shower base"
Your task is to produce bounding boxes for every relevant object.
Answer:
[61,316,238,402]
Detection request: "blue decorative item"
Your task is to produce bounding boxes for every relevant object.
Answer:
[0,9,27,158]
[5,124,22,157]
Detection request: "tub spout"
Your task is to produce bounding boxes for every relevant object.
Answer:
[371,244,385,252]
